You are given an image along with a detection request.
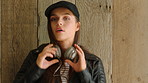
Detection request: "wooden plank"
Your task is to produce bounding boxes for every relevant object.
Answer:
[37,0,52,45]
[113,0,148,83]
[53,0,75,3]
[76,0,112,83]
[1,0,37,82]
[38,0,75,45]
[0,0,1,82]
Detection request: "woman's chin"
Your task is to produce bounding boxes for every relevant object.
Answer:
[56,38,65,42]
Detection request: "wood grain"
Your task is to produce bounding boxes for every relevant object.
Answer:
[76,0,112,83]
[37,0,52,45]
[113,0,148,83]
[1,0,37,82]
[0,0,1,82]
[0,0,147,83]
[53,0,75,3]
[1,0,112,82]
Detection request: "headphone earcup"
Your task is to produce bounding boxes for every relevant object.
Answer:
[64,46,77,60]
[54,45,61,58]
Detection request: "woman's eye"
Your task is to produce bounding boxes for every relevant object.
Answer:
[63,17,70,20]
[50,18,57,21]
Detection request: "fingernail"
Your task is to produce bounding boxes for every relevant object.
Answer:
[56,60,59,62]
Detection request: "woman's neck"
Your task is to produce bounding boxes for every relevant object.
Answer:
[58,40,73,52]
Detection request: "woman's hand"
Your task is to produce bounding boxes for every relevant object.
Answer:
[36,44,59,69]
[65,44,86,72]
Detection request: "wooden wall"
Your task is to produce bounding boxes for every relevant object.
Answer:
[113,0,148,83]
[1,0,38,83]
[0,0,148,83]
[0,0,1,82]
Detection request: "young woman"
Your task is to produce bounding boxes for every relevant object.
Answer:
[14,1,106,83]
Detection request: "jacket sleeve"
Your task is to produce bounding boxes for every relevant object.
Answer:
[76,57,106,83]
[13,50,45,83]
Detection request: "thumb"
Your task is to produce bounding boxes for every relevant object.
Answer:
[49,59,59,65]
[65,60,75,68]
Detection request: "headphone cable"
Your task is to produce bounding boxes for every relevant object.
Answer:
[53,59,63,77]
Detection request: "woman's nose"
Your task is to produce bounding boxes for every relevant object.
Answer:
[57,20,63,26]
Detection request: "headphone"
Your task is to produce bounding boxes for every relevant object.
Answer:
[53,45,77,61]
[52,45,77,78]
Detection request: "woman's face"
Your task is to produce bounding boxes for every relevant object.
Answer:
[50,7,80,43]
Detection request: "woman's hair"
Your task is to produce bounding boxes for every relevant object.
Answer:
[47,16,80,45]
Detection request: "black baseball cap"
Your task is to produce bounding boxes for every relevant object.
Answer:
[45,1,80,21]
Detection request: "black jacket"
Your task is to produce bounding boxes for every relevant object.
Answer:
[13,44,106,83]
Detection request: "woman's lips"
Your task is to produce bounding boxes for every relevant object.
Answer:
[56,28,64,32]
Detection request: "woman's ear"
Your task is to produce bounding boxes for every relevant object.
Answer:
[76,22,80,31]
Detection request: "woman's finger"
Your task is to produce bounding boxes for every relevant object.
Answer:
[46,44,54,48]
[75,49,83,59]
[44,45,56,51]
[49,59,59,65]
[46,48,57,55]
[74,44,85,58]
[45,53,54,58]
[74,44,83,54]
[65,60,75,68]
